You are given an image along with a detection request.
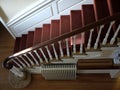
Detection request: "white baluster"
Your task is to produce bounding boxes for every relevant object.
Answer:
[94,25,104,49]
[39,48,48,63]
[28,52,39,65]
[10,66,24,78]
[102,21,115,45]
[24,54,34,66]
[15,57,26,68]
[19,55,31,67]
[73,36,76,54]
[87,29,94,49]
[80,43,83,54]
[110,24,120,45]
[58,41,64,57]
[33,50,43,63]
[11,59,23,69]
[45,46,53,60]
[66,39,70,57]
[51,44,59,60]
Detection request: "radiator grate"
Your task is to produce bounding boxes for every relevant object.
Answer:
[41,63,77,80]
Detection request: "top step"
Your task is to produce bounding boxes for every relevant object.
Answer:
[93,0,110,20]
[107,0,120,16]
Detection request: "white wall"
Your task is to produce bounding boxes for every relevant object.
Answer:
[0,0,38,21]
[5,0,93,37]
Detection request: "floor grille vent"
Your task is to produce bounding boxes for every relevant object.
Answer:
[41,63,77,80]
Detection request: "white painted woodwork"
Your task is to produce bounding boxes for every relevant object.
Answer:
[62,58,78,64]
[10,66,24,78]
[80,43,83,54]
[65,39,70,57]
[13,6,53,35]
[73,36,76,54]
[110,70,120,78]
[58,41,64,57]
[110,24,120,45]
[33,50,43,63]
[11,59,23,69]
[94,25,104,49]
[51,44,59,60]
[23,54,34,66]
[15,57,26,68]
[5,0,93,37]
[102,21,115,45]
[57,0,83,13]
[27,66,42,74]
[19,55,31,67]
[39,48,48,63]
[45,46,53,60]
[87,29,94,49]
[28,52,39,65]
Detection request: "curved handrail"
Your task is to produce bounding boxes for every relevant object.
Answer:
[3,57,14,69]
[3,13,120,69]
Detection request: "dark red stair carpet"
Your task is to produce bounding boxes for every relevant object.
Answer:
[93,0,114,43]
[14,37,21,53]
[60,15,71,56]
[33,28,42,46]
[70,10,83,52]
[50,20,60,58]
[19,34,27,51]
[107,0,120,38]
[41,24,51,60]
[41,24,51,42]
[26,31,34,48]
[81,4,98,48]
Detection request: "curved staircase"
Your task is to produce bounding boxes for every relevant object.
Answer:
[2,0,120,88]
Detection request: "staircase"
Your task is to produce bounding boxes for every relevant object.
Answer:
[3,0,120,88]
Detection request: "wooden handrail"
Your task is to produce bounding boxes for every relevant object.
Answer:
[3,13,120,69]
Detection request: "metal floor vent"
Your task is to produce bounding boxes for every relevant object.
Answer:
[41,63,77,80]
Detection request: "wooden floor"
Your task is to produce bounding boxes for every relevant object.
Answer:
[1,71,120,90]
[0,23,120,90]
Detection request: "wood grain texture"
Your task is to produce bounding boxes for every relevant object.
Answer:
[0,22,14,61]
[0,68,120,90]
